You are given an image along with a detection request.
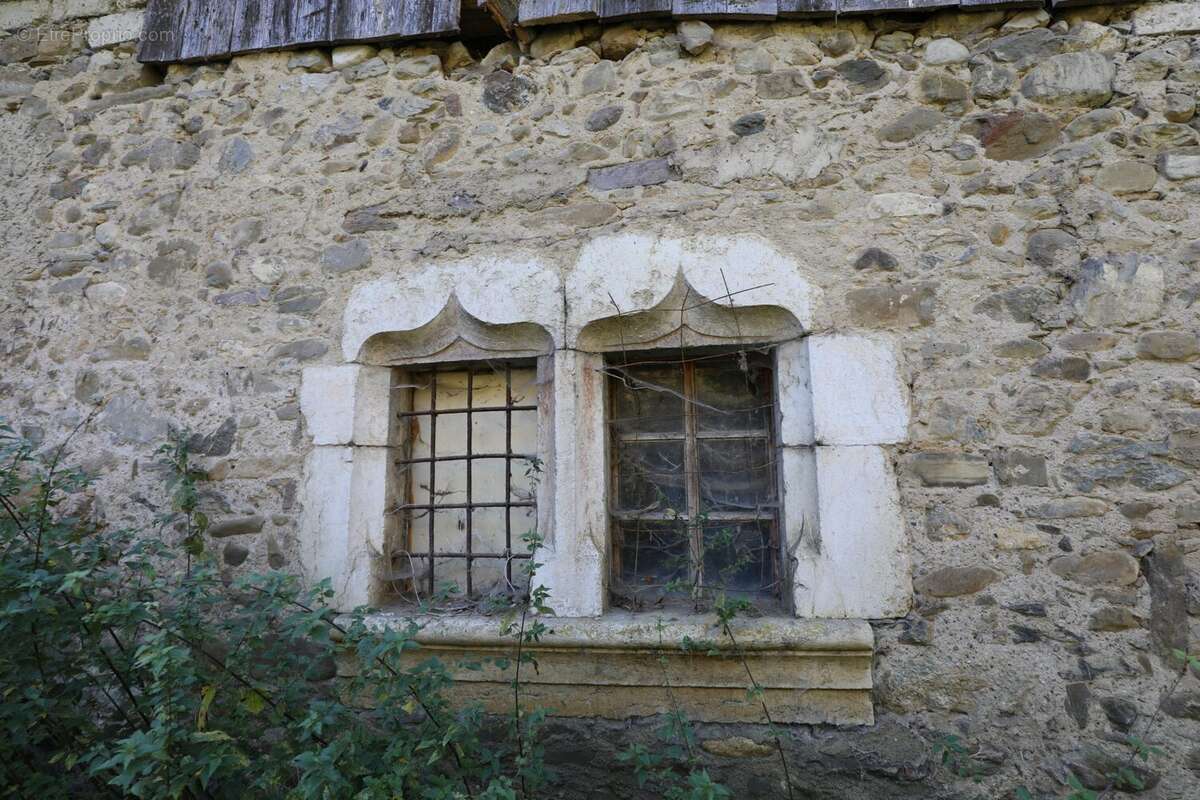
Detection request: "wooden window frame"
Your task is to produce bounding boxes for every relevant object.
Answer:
[605,348,784,609]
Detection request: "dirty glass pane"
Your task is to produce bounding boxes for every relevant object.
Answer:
[607,352,780,606]
[430,557,466,598]
[471,457,507,504]
[430,508,466,554]
[701,521,775,595]
[615,440,687,514]
[617,521,690,597]
[469,368,505,404]
[695,357,772,433]
[474,554,530,595]
[387,551,430,586]
[467,410,504,454]
[471,558,512,597]
[470,507,509,554]
[697,438,774,514]
[432,411,468,456]
[510,454,539,504]
[611,364,685,435]
[510,409,539,458]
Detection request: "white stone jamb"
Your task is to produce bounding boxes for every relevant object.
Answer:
[537,350,608,618]
[789,446,909,618]
[778,334,912,618]
[298,364,395,609]
[781,334,909,447]
[300,364,393,447]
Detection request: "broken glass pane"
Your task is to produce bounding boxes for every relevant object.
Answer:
[606,352,780,606]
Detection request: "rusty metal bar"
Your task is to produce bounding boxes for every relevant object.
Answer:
[406,551,532,560]
[465,366,474,596]
[395,452,535,465]
[505,363,514,586]
[397,404,536,418]
[426,370,438,597]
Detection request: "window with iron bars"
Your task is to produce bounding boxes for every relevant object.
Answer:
[607,349,782,610]
[393,362,540,603]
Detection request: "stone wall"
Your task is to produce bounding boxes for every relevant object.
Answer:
[2,0,1200,796]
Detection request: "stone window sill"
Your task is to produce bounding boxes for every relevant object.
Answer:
[358,610,875,725]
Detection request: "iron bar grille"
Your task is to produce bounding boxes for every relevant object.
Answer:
[394,362,539,601]
[607,350,781,608]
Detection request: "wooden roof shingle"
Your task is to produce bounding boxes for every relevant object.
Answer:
[137,0,1132,64]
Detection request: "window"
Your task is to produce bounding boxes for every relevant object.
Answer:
[392,362,541,603]
[606,349,781,610]
[300,232,910,621]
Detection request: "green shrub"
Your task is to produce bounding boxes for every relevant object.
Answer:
[0,419,737,799]
[0,420,548,799]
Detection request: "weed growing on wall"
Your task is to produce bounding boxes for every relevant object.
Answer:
[617,619,731,800]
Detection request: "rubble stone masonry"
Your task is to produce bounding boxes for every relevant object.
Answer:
[2,0,1200,796]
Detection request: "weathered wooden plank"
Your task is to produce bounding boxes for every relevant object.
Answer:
[138,0,187,62]
[727,0,777,17]
[780,0,1037,15]
[673,0,728,17]
[431,0,459,35]
[959,0,1039,8]
[331,0,396,40]
[837,0,952,13]
[673,0,776,18]
[331,0,458,41]
[285,0,333,45]
[600,0,671,21]
[232,0,281,52]
[518,0,601,25]
[776,0,836,15]
[237,0,331,51]
[178,0,236,61]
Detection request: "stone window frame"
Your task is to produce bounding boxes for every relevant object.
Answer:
[297,234,913,725]
[299,233,913,619]
[298,258,561,613]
